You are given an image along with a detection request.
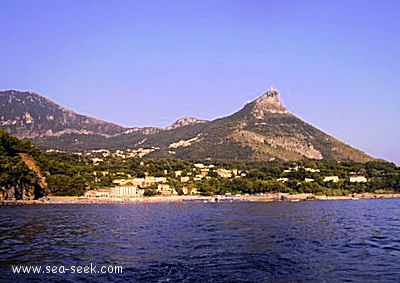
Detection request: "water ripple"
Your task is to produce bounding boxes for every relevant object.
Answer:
[1,199,400,281]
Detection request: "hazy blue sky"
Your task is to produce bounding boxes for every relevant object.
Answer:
[1,0,399,164]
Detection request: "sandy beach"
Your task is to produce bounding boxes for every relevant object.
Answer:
[2,192,400,205]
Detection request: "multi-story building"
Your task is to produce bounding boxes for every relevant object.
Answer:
[110,186,143,198]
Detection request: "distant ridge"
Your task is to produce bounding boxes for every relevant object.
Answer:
[166,117,208,131]
[0,90,126,138]
[0,89,373,162]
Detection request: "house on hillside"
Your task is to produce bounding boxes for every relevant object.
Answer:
[216,168,232,178]
[349,176,367,183]
[180,176,190,183]
[323,176,340,182]
[305,168,320,173]
[194,175,203,181]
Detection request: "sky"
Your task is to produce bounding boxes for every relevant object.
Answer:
[1,0,399,164]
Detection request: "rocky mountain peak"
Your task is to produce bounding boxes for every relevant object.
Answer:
[250,87,289,119]
[1,89,373,163]
[166,117,207,130]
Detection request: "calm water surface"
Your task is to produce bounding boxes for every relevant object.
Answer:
[1,199,400,282]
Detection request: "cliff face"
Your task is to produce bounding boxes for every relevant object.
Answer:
[0,167,45,201]
[1,184,36,200]
[19,153,48,195]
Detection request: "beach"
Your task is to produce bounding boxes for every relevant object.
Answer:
[2,192,400,205]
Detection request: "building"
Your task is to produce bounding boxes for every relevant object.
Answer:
[199,168,209,177]
[216,168,232,178]
[305,168,320,173]
[84,189,111,198]
[112,179,127,185]
[349,176,367,183]
[157,184,177,196]
[110,186,143,198]
[180,176,190,183]
[91,158,103,165]
[131,178,146,186]
[182,186,198,195]
[155,177,167,183]
[323,176,339,182]
[194,175,203,181]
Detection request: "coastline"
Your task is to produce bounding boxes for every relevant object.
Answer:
[2,192,400,205]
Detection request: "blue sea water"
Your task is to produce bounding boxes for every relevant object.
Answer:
[1,199,400,282]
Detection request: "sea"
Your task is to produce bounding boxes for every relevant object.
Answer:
[1,199,400,282]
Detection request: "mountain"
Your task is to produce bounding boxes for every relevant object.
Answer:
[0,90,164,151]
[0,90,128,138]
[142,88,372,162]
[0,89,373,162]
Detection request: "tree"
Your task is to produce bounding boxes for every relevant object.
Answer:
[46,174,71,196]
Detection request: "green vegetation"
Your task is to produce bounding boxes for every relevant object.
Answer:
[41,152,400,197]
[0,129,45,199]
[1,129,400,198]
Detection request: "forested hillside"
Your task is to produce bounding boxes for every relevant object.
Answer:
[1,129,399,199]
[0,129,46,200]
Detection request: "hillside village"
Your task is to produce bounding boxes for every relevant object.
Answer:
[0,128,399,201]
[85,162,243,199]
[79,147,376,200]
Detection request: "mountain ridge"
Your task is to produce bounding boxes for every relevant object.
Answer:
[0,90,126,138]
[0,89,373,162]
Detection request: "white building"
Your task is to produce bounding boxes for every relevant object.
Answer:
[323,176,340,182]
[110,186,143,198]
[180,176,190,183]
[216,168,232,178]
[349,176,367,183]
[305,168,320,173]
[84,189,111,198]
[155,177,167,183]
